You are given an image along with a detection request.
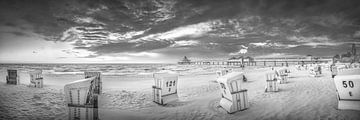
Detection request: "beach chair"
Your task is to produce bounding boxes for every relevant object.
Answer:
[64,77,99,120]
[276,68,288,83]
[84,72,102,95]
[29,70,43,88]
[216,70,229,78]
[308,66,320,77]
[331,66,338,78]
[6,69,20,85]
[295,65,301,70]
[152,71,179,105]
[217,72,249,113]
[285,68,292,78]
[265,72,279,92]
[333,75,360,111]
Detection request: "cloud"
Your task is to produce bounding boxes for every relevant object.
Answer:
[59,25,148,48]
[310,14,355,28]
[229,49,248,55]
[250,40,299,49]
[255,53,302,58]
[124,52,160,57]
[2,0,360,63]
[171,40,199,47]
[287,35,341,48]
[135,21,214,42]
[229,45,248,55]
[353,31,360,38]
[122,0,177,24]
[73,17,105,25]
[86,4,108,15]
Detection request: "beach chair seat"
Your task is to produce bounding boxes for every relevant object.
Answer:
[265,72,279,92]
[6,69,20,85]
[333,75,360,111]
[152,71,179,105]
[29,70,43,88]
[84,72,102,95]
[217,72,249,113]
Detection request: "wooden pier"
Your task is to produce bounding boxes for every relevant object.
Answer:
[184,57,333,67]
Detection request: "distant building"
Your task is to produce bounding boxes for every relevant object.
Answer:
[178,56,193,65]
[333,44,359,63]
[228,56,254,63]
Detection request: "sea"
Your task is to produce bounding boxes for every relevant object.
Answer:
[0,63,182,76]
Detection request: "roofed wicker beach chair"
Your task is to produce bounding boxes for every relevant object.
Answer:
[6,69,20,85]
[64,76,99,120]
[29,70,43,88]
[152,71,179,105]
[217,72,249,113]
[265,72,279,92]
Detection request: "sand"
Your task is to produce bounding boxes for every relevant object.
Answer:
[0,65,359,120]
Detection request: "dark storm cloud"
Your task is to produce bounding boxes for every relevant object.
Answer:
[1,0,360,58]
[77,40,174,55]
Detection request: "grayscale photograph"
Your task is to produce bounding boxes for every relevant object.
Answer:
[0,0,359,119]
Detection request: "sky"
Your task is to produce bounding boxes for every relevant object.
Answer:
[0,0,360,63]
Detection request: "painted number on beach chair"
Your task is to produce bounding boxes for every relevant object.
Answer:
[342,81,354,88]
[334,75,360,100]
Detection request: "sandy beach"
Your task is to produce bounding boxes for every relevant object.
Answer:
[0,65,359,120]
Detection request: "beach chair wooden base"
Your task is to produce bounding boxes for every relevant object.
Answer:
[152,86,178,105]
[265,80,279,92]
[219,89,249,114]
[68,106,99,120]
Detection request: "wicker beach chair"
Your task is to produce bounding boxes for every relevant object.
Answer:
[217,72,249,113]
[64,77,99,120]
[6,69,20,85]
[152,71,179,105]
[265,72,279,92]
[29,70,43,88]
